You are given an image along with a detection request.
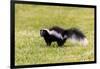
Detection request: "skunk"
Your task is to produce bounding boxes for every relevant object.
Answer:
[40,26,88,47]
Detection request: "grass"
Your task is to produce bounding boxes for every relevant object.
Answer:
[15,4,94,65]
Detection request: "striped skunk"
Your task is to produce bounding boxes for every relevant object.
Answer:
[40,26,88,47]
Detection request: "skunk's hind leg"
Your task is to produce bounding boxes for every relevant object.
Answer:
[57,39,66,46]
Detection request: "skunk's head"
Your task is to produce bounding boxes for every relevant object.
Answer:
[40,29,50,37]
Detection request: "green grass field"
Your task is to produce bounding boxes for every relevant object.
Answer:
[15,4,94,65]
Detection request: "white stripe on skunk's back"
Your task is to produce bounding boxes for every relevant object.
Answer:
[80,38,88,47]
[49,30,64,40]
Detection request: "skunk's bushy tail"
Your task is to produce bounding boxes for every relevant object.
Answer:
[64,28,88,47]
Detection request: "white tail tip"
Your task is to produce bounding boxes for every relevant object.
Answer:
[80,38,88,47]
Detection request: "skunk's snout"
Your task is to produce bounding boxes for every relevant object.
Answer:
[40,30,43,36]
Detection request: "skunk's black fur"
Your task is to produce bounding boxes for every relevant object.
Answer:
[40,26,87,47]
